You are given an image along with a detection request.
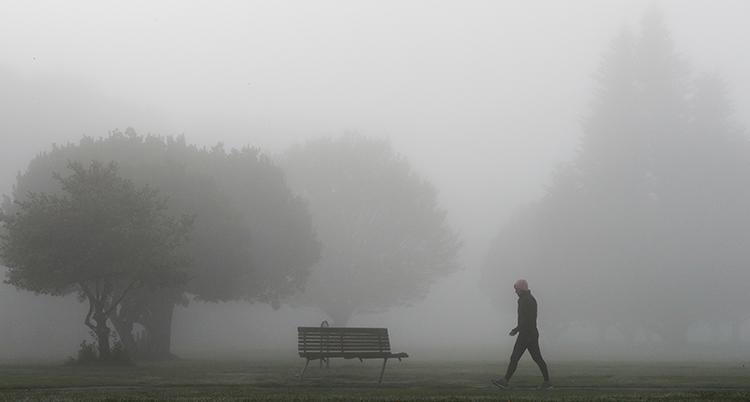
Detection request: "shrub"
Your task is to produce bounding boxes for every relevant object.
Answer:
[65,331,133,366]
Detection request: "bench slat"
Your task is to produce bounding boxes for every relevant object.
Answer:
[301,346,389,349]
[299,352,409,359]
[298,336,390,340]
[297,326,408,383]
[299,338,391,345]
[299,340,387,345]
[299,327,387,333]
[300,348,391,351]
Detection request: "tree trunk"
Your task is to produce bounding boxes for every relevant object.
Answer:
[84,292,113,362]
[92,310,112,362]
[110,308,137,357]
[140,296,178,360]
[110,287,156,359]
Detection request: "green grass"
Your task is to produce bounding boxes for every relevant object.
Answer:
[0,356,748,401]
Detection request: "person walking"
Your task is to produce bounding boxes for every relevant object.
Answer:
[492,279,552,390]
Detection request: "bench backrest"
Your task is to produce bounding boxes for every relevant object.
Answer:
[298,327,391,354]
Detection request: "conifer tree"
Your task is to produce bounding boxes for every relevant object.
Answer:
[482,7,750,350]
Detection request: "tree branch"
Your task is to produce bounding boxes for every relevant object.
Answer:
[104,279,137,320]
[81,284,97,332]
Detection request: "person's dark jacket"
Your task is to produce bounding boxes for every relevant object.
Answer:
[512,290,538,338]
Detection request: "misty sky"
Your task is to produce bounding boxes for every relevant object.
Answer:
[2,2,750,353]
[2,1,750,250]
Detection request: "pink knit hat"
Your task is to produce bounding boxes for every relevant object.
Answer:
[514,279,529,291]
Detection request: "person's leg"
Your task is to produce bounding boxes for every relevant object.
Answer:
[503,337,528,381]
[527,337,549,382]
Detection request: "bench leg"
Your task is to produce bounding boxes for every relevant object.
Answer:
[379,358,388,383]
[299,359,311,381]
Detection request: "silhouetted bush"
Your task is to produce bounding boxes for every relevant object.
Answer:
[65,331,133,366]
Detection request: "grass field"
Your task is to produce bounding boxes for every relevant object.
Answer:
[1,354,749,401]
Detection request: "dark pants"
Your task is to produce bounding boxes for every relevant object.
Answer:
[504,330,549,382]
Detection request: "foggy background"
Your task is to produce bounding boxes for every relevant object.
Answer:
[1,0,750,362]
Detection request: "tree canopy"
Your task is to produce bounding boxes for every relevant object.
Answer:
[0,161,193,361]
[2,129,320,358]
[482,7,750,351]
[279,134,463,326]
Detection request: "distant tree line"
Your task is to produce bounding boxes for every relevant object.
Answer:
[482,7,750,351]
[1,129,462,362]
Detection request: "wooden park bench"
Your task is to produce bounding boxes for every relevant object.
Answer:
[297,326,409,383]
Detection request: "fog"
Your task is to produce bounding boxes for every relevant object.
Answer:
[2,1,750,362]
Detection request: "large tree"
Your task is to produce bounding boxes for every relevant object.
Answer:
[2,130,320,359]
[482,7,750,350]
[0,161,193,361]
[279,134,462,326]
